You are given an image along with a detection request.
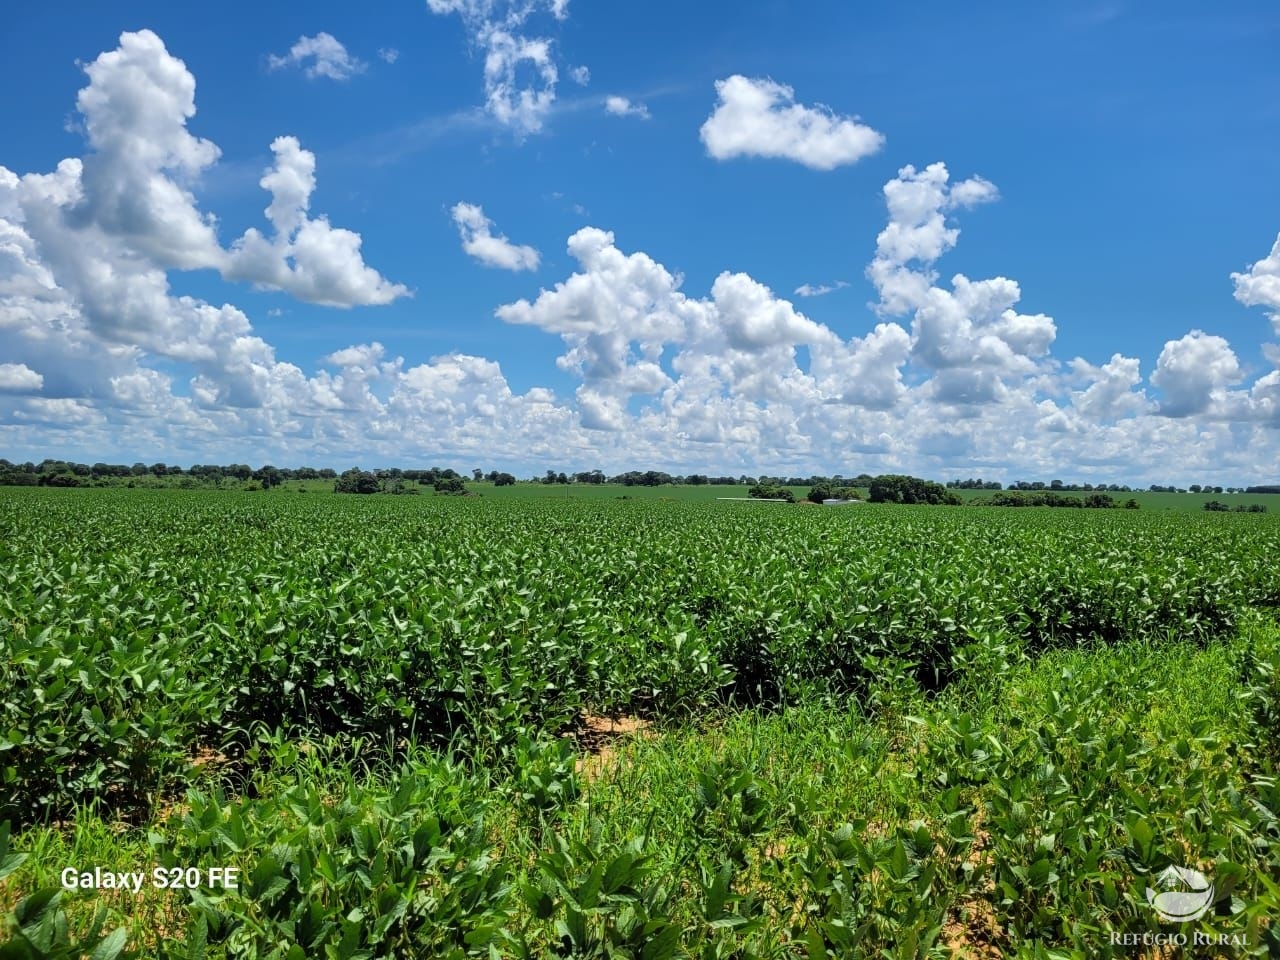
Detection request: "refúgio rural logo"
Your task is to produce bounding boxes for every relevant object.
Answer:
[1145,865,1214,922]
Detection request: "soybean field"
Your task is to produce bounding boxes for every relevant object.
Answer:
[3,487,1280,958]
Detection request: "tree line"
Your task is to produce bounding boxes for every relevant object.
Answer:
[2,457,1275,497]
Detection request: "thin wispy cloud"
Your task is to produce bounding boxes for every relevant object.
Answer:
[795,280,849,298]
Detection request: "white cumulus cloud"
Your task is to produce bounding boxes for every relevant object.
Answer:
[227,137,410,306]
[864,162,1052,406]
[0,29,406,438]
[0,362,43,392]
[700,75,884,170]
[450,202,541,271]
[1232,233,1280,334]
[8,27,1280,486]
[1151,331,1243,417]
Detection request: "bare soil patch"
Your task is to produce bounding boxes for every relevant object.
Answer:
[572,713,653,781]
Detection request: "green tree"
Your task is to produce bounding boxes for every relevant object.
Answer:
[254,465,283,489]
[335,468,380,494]
[434,476,467,495]
[749,484,795,503]
[868,474,960,505]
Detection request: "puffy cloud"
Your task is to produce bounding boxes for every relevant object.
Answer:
[1067,354,1150,420]
[258,135,315,236]
[386,352,584,459]
[496,227,878,427]
[378,47,400,64]
[0,208,58,297]
[12,397,104,426]
[0,30,406,454]
[794,280,848,298]
[450,202,540,271]
[497,227,694,339]
[268,33,366,81]
[870,163,997,282]
[1232,233,1280,333]
[811,322,912,410]
[604,95,649,119]
[75,29,223,271]
[427,0,569,137]
[569,65,590,86]
[1151,331,1242,417]
[0,363,43,392]
[18,33,405,317]
[866,163,1052,405]
[325,342,389,370]
[226,137,410,305]
[699,75,884,170]
[7,28,1280,484]
[711,272,837,351]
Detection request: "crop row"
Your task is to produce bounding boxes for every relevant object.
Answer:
[3,488,1279,824]
[6,621,1280,957]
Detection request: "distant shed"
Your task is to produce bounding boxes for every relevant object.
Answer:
[822,499,862,506]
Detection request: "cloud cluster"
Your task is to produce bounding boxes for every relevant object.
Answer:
[1,30,408,434]
[450,202,541,270]
[268,33,366,81]
[866,163,1056,406]
[4,31,1280,483]
[700,75,885,170]
[426,0,570,136]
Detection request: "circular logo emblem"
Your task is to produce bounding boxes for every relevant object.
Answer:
[1145,866,1214,922]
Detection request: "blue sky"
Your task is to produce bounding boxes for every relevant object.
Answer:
[2,1,1279,483]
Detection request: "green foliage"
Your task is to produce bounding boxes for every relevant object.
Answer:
[521,832,683,957]
[509,736,580,815]
[4,490,1280,825]
[746,484,794,502]
[867,475,961,505]
[1206,500,1268,513]
[151,765,515,959]
[333,469,380,494]
[5,489,1280,957]
[0,858,133,960]
[433,476,467,495]
[805,484,862,504]
[6,628,1280,956]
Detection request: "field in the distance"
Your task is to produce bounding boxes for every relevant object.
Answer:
[264,477,1279,511]
[2,487,1279,958]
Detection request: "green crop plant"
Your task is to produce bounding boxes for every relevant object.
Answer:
[4,488,1280,955]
